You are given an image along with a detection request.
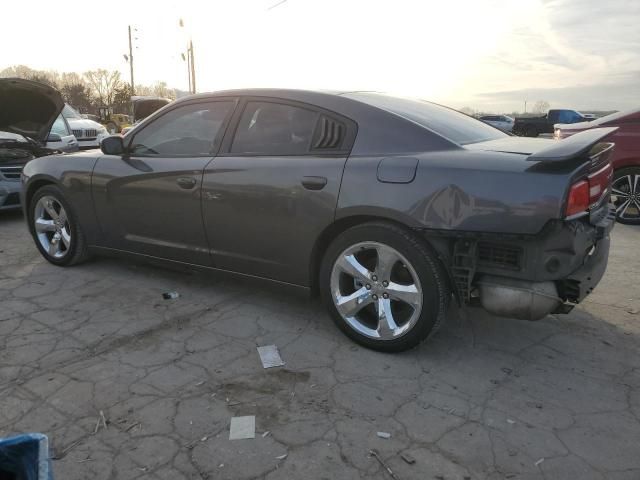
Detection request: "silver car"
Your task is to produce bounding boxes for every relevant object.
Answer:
[478,114,515,132]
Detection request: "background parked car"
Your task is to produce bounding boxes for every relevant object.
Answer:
[513,109,591,137]
[477,114,514,132]
[0,78,64,211]
[47,114,79,153]
[555,107,640,224]
[62,104,108,149]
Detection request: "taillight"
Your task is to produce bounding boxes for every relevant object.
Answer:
[566,180,589,217]
[587,163,613,205]
[565,163,613,218]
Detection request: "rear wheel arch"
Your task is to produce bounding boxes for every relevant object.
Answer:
[309,215,454,294]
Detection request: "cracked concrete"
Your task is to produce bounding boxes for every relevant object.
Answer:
[1,209,640,479]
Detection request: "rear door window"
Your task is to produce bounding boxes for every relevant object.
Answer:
[230,102,319,155]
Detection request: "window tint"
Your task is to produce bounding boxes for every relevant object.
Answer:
[346,93,505,145]
[231,102,318,155]
[129,101,233,156]
[556,110,584,124]
[50,115,70,136]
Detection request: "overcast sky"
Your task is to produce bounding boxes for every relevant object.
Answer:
[2,0,638,112]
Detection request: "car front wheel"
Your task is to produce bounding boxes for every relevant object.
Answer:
[320,222,449,352]
[612,167,640,225]
[29,185,89,266]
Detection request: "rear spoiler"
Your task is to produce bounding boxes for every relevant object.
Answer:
[526,127,618,163]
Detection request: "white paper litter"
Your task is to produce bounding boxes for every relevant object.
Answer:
[535,458,545,466]
[275,454,287,460]
[376,431,391,439]
[229,416,255,440]
[257,345,285,369]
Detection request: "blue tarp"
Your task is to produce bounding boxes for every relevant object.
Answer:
[0,434,52,480]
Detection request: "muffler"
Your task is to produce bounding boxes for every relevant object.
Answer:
[476,275,562,321]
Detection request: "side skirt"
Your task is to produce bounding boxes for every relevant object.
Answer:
[88,246,312,298]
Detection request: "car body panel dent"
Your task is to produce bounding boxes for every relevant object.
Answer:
[340,151,566,235]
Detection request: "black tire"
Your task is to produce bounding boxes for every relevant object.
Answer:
[28,185,90,266]
[524,125,538,137]
[319,222,450,352]
[612,167,640,225]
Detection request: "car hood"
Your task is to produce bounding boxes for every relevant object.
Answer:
[465,136,554,156]
[0,78,64,143]
[66,118,104,130]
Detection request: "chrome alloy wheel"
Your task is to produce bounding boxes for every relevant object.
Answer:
[33,196,71,259]
[330,241,423,340]
[612,173,640,221]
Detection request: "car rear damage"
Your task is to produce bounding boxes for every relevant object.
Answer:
[437,127,617,320]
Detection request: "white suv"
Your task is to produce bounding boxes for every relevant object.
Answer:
[62,104,108,149]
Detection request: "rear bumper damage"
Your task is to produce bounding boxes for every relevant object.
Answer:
[473,205,614,320]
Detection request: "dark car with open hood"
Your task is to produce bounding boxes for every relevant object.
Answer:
[20,89,616,352]
[0,78,65,210]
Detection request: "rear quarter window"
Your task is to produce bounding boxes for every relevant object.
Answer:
[346,93,506,145]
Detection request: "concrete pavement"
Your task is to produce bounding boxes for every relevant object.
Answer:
[1,209,639,479]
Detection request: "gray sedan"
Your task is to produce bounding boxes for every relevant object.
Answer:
[21,89,615,352]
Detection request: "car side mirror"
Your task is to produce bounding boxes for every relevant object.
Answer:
[101,135,125,155]
[47,133,62,142]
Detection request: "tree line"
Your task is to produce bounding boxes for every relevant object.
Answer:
[0,65,177,115]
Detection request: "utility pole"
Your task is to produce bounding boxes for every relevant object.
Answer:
[189,40,196,94]
[128,25,135,95]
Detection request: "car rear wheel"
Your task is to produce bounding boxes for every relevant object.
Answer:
[612,167,640,225]
[524,125,538,137]
[29,185,89,266]
[320,222,449,352]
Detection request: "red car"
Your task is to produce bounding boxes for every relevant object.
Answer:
[555,108,640,224]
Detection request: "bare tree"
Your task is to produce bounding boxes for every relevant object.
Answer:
[533,100,550,114]
[0,65,59,88]
[84,69,122,107]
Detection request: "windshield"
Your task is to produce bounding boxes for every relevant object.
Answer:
[592,108,639,125]
[62,104,83,119]
[345,92,507,145]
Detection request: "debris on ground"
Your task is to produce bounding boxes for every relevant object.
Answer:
[501,367,513,375]
[506,419,516,424]
[124,422,141,432]
[229,416,256,440]
[369,449,400,480]
[262,431,271,438]
[535,458,545,466]
[93,410,108,434]
[627,307,639,314]
[257,345,285,368]
[162,291,179,300]
[376,431,391,439]
[400,452,416,464]
[275,454,287,460]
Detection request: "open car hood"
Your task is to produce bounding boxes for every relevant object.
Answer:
[0,78,64,143]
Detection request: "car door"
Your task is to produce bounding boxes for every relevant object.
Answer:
[201,98,356,286]
[92,98,237,264]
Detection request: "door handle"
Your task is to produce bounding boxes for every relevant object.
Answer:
[176,177,197,189]
[301,176,327,190]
